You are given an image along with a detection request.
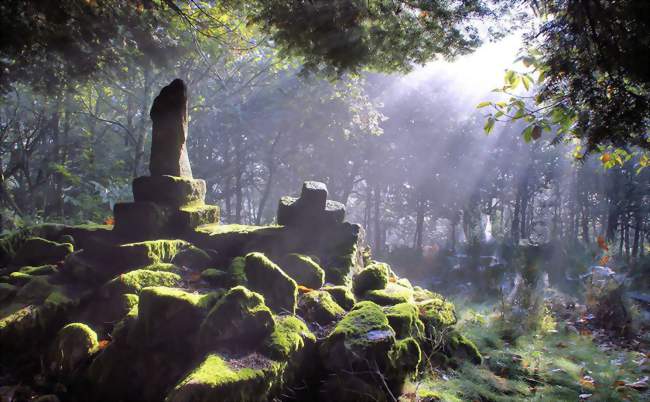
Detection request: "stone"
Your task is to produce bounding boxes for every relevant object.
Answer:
[353,263,390,295]
[171,245,212,269]
[47,323,98,378]
[133,175,206,206]
[361,283,414,306]
[297,290,345,325]
[166,353,283,402]
[276,181,345,228]
[280,253,325,289]
[149,79,192,178]
[199,286,274,352]
[101,270,181,296]
[0,283,17,302]
[262,315,315,361]
[243,252,297,314]
[18,264,58,276]
[321,285,355,310]
[12,237,73,266]
[384,303,424,339]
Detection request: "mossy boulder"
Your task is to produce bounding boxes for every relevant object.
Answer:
[112,239,189,270]
[227,256,248,285]
[13,237,73,266]
[199,286,274,352]
[353,263,389,294]
[445,330,481,364]
[417,294,457,334]
[281,253,325,289]
[297,290,345,325]
[0,283,17,302]
[7,271,32,285]
[262,315,315,361]
[200,268,230,287]
[171,245,212,269]
[134,286,205,348]
[166,353,283,402]
[102,269,181,296]
[385,303,425,339]
[362,283,414,306]
[244,252,297,314]
[321,285,355,310]
[14,276,55,304]
[47,322,98,378]
[18,264,58,276]
[320,301,396,372]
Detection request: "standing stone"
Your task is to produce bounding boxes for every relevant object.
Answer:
[149,79,193,178]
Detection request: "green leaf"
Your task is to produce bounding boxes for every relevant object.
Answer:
[484,117,495,134]
[476,101,491,109]
[522,125,533,143]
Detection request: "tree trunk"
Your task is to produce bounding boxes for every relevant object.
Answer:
[512,195,520,244]
[414,196,425,251]
[373,184,381,256]
[133,64,152,177]
[632,210,641,257]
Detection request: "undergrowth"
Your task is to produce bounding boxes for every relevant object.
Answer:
[402,299,649,402]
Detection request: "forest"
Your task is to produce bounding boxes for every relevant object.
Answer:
[0,1,648,401]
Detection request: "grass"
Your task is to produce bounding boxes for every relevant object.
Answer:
[402,298,649,402]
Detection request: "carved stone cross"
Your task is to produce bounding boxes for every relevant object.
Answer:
[149,78,193,178]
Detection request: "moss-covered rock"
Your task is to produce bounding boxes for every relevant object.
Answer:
[200,268,230,287]
[18,264,58,276]
[353,263,389,294]
[320,301,396,372]
[171,245,212,269]
[0,282,17,302]
[47,322,98,377]
[417,295,457,333]
[281,253,325,289]
[165,353,283,402]
[134,286,204,348]
[297,290,345,325]
[385,303,425,339]
[445,330,482,364]
[362,283,414,306]
[244,252,297,314]
[102,269,181,296]
[113,239,189,270]
[227,256,248,285]
[199,286,274,352]
[7,271,32,285]
[12,237,73,266]
[262,315,315,361]
[321,285,355,310]
[389,336,422,376]
[14,276,55,304]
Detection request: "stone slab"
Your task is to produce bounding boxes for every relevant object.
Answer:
[132,175,206,207]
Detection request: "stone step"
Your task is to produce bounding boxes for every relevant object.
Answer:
[132,175,206,207]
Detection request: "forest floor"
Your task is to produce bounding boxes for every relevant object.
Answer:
[402,296,650,402]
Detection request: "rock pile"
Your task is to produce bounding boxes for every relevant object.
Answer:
[0,80,480,402]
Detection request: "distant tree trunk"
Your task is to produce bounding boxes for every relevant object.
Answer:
[373,184,381,256]
[624,213,630,259]
[632,210,641,257]
[581,207,590,244]
[223,138,232,223]
[520,191,528,240]
[255,132,281,225]
[640,219,646,257]
[618,217,625,256]
[363,183,371,231]
[413,196,425,251]
[512,195,520,244]
[133,64,152,177]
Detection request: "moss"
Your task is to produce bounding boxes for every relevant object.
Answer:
[201,268,229,286]
[263,315,315,361]
[134,286,204,348]
[417,295,457,332]
[297,291,345,325]
[385,302,425,339]
[8,271,32,285]
[298,290,345,325]
[139,262,178,271]
[281,253,325,289]
[389,336,422,375]
[446,330,482,364]
[352,263,389,294]
[362,283,414,306]
[244,252,297,314]
[321,285,355,310]
[199,286,275,352]
[18,264,58,276]
[102,269,181,296]
[195,224,281,235]
[228,256,248,285]
[13,237,73,266]
[15,276,55,304]
[166,353,283,402]
[0,283,17,302]
[321,301,396,371]
[114,240,188,269]
[171,245,212,269]
[0,229,29,265]
[48,322,99,377]
[396,277,413,289]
